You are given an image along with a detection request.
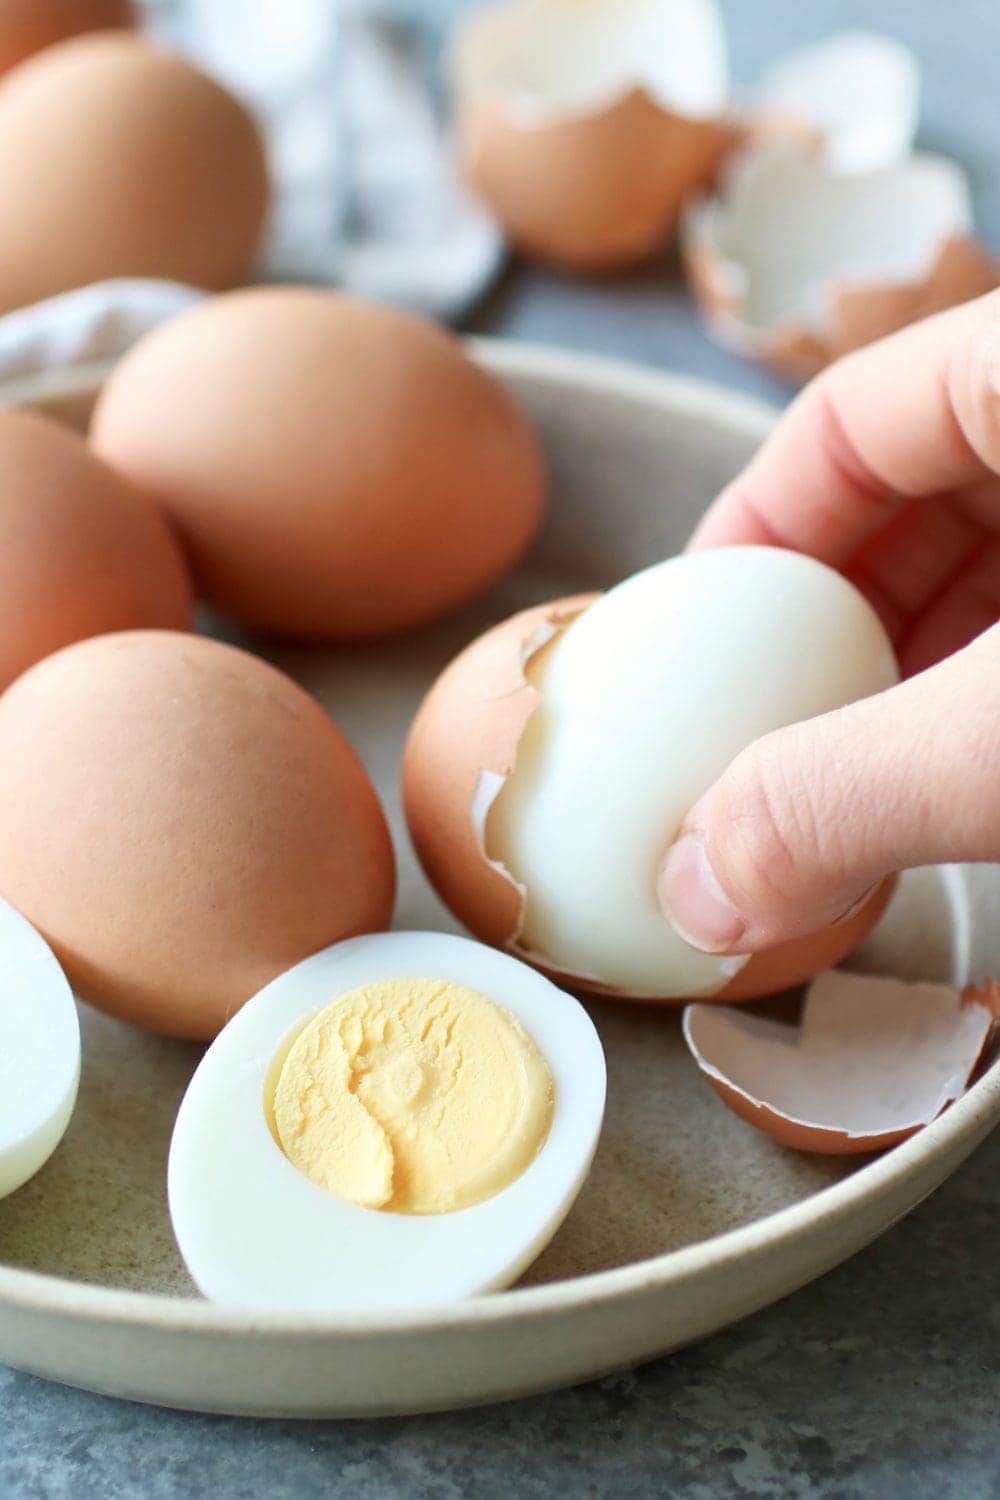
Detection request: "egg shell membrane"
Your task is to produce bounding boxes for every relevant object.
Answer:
[682,151,1000,380]
[460,91,736,272]
[750,32,920,175]
[403,595,895,1005]
[683,974,1000,1156]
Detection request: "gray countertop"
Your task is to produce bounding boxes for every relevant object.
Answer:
[4,2,1000,1496]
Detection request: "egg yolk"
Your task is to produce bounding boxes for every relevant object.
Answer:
[268,977,554,1214]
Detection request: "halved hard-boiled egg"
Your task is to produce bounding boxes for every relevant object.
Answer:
[404,547,899,1005]
[0,896,80,1199]
[167,931,605,1309]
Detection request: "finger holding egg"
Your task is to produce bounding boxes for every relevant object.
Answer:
[404,546,899,1004]
[0,0,136,80]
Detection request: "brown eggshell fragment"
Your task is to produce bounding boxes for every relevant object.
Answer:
[0,34,268,313]
[0,632,395,1040]
[683,971,999,1154]
[403,596,894,1005]
[91,287,547,640]
[683,148,999,380]
[404,595,596,947]
[0,409,192,688]
[462,91,735,272]
[450,0,732,272]
[0,0,135,79]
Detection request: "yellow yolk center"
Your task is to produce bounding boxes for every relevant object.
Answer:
[269,977,554,1214]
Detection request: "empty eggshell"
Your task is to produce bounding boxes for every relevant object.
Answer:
[0,0,135,79]
[403,549,898,1005]
[0,632,395,1040]
[449,0,733,271]
[0,34,268,314]
[752,31,920,174]
[91,288,547,640]
[0,409,192,689]
[683,147,999,380]
[683,971,1000,1155]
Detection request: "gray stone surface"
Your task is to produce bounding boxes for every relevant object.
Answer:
[3,1,1000,1496]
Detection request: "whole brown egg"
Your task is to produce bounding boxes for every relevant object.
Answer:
[0,408,191,688]
[0,632,396,1039]
[90,288,547,640]
[0,34,268,312]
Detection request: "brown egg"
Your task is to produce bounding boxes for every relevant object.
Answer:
[0,632,395,1039]
[91,288,546,640]
[403,595,894,1006]
[0,0,135,78]
[0,409,191,688]
[0,34,268,313]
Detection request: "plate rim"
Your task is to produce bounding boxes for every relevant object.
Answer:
[1,341,997,1341]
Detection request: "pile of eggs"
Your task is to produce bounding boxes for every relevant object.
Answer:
[0,274,916,1308]
[0,0,982,1315]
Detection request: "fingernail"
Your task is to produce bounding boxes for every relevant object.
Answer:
[656,833,746,954]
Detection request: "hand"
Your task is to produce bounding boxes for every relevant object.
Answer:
[657,292,1000,957]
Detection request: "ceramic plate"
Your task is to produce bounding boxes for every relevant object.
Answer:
[0,342,997,1416]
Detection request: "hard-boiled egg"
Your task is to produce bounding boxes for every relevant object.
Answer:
[167,931,606,1309]
[0,896,80,1199]
[404,547,900,1004]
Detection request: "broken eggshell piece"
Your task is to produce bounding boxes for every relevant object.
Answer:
[683,148,1000,380]
[449,0,733,271]
[683,971,1000,1155]
[751,30,920,174]
[403,549,898,1005]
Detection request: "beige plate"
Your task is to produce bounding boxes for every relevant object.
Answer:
[0,341,997,1417]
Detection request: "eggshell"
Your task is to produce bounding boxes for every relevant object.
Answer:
[403,592,893,1005]
[0,632,395,1040]
[752,31,920,175]
[683,148,999,380]
[0,409,191,688]
[683,972,1000,1154]
[0,34,268,314]
[461,91,735,273]
[91,288,547,640]
[450,0,733,271]
[0,0,135,79]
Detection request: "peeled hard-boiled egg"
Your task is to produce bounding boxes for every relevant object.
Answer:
[0,34,268,313]
[0,0,135,79]
[0,895,79,1199]
[91,288,546,640]
[404,547,899,1004]
[0,632,395,1040]
[168,931,606,1309]
[0,410,191,689]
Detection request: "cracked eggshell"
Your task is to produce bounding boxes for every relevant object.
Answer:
[402,585,895,1006]
[449,0,734,271]
[752,31,920,174]
[683,149,1000,380]
[684,972,1000,1155]
[403,595,597,950]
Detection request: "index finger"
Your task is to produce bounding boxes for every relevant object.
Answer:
[690,289,1000,564]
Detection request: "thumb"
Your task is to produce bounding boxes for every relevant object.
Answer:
[656,623,1000,955]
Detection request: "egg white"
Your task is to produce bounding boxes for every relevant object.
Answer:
[167,931,606,1310]
[0,896,80,1199]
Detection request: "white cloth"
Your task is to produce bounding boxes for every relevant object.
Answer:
[148,0,503,320]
